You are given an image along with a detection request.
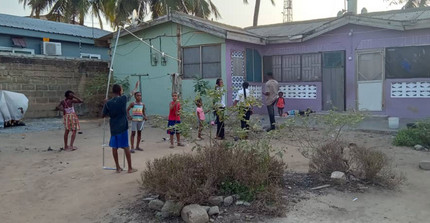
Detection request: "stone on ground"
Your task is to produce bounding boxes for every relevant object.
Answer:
[223,196,234,206]
[181,204,209,223]
[414,145,424,151]
[419,161,430,170]
[148,199,164,211]
[161,200,184,217]
[208,206,220,216]
[208,196,224,206]
[331,171,346,180]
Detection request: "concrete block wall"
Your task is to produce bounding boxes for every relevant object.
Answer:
[0,55,108,118]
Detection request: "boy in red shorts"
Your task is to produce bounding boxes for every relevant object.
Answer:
[167,92,185,148]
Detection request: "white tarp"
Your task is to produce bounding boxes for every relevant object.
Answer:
[0,90,29,128]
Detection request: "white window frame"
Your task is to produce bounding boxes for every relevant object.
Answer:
[0,46,35,55]
[80,53,101,59]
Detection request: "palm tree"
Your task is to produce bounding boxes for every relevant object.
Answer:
[148,0,220,19]
[18,0,221,29]
[18,0,56,18]
[243,0,275,27]
[385,0,429,9]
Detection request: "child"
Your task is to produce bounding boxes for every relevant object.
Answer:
[127,92,147,153]
[56,90,83,151]
[102,82,139,173]
[167,92,185,148]
[276,92,285,117]
[195,98,205,140]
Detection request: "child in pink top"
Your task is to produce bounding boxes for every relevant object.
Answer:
[196,98,205,140]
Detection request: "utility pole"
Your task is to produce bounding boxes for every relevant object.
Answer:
[283,0,293,23]
[176,18,182,95]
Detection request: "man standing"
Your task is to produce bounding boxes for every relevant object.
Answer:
[263,72,279,132]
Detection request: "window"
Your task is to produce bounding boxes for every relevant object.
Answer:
[245,48,262,82]
[80,53,101,59]
[0,47,34,55]
[386,46,430,79]
[12,38,26,47]
[183,45,221,79]
[264,53,322,82]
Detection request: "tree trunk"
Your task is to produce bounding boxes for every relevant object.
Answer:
[253,0,261,27]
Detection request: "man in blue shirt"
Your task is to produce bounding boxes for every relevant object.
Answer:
[102,82,139,173]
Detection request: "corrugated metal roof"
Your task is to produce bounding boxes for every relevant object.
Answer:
[0,13,110,39]
[245,7,430,39]
[245,18,333,37]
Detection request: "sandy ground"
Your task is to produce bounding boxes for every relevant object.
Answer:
[0,118,429,223]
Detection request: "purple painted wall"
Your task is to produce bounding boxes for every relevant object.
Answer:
[225,24,430,118]
[384,78,430,118]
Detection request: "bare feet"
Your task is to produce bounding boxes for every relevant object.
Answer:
[64,146,72,151]
[127,168,138,173]
[71,146,78,151]
[116,168,123,173]
[177,142,185,147]
[169,145,175,149]
[135,147,143,151]
[130,149,135,153]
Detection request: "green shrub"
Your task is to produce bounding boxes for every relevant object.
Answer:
[393,129,422,147]
[393,120,430,147]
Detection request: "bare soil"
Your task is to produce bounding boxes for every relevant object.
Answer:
[1,119,429,223]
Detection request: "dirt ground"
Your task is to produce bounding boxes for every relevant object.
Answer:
[0,118,429,223]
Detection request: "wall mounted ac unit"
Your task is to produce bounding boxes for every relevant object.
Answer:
[42,42,62,56]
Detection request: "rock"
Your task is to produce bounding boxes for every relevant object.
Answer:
[201,206,210,212]
[243,202,251,206]
[235,200,244,205]
[148,199,164,211]
[232,194,240,200]
[155,211,170,219]
[223,196,234,206]
[414,145,424,151]
[208,196,224,206]
[181,204,209,223]
[161,200,184,217]
[208,206,220,216]
[330,171,346,180]
[419,161,430,170]
[233,213,241,220]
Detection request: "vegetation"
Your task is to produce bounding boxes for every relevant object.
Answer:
[141,144,286,215]
[18,0,220,29]
[393,120,430,148]
[83,74,129,116]
[385,0,429,9]
[242,0,275,27]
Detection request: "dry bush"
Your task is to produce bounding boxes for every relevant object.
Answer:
[309,141,349,176]
[141,145,286,214]
[350,145,405,188]
[310,142,404,188]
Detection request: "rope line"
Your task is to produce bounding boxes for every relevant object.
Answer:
[121,27,181,62]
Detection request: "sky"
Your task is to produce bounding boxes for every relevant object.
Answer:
[0,0,403,31]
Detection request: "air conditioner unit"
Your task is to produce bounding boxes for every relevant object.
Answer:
[42,42,62,56]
